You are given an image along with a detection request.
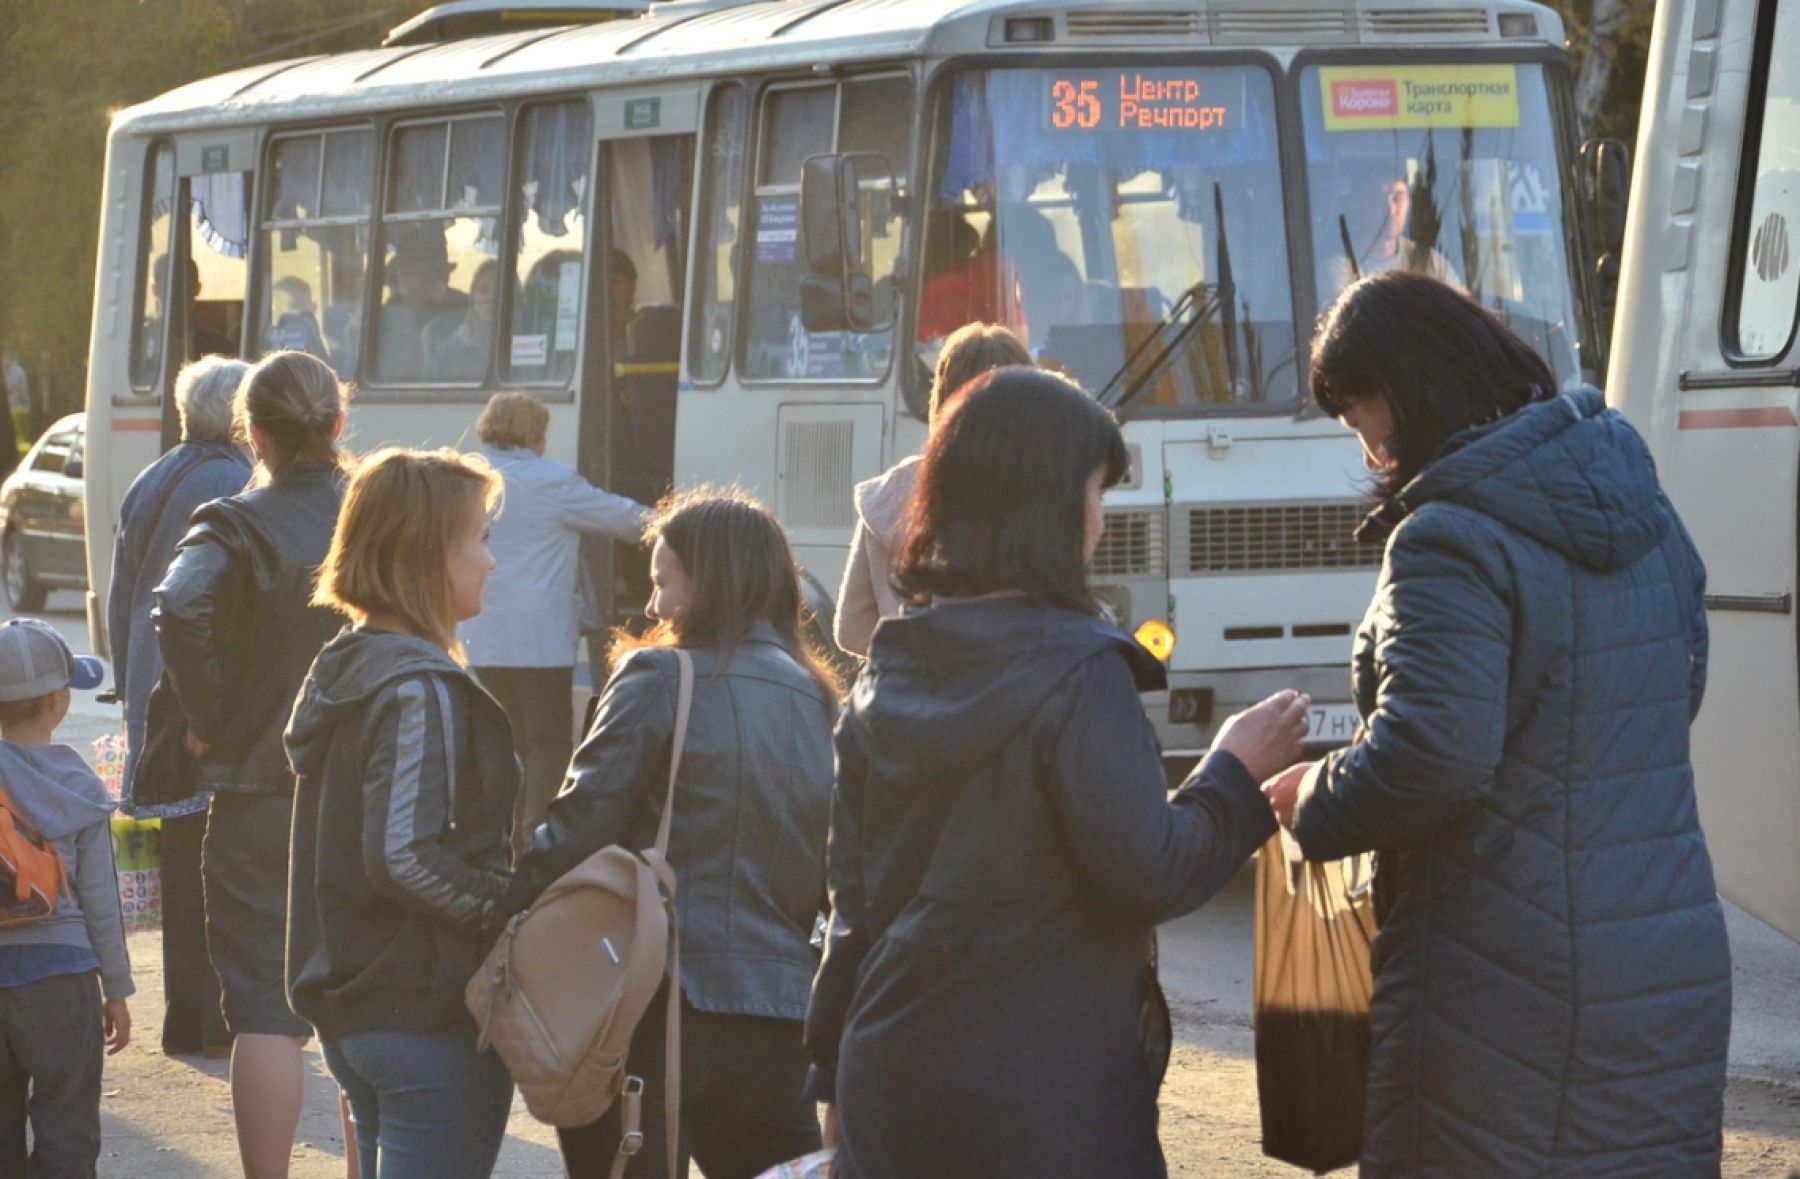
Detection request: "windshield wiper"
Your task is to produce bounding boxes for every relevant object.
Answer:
[1097,181,1241,417]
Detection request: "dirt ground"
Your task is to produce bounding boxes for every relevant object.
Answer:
[91,926,1798,1178]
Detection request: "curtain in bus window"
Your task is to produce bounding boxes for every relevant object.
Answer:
[192,174,248,259]
[523,102,588,237]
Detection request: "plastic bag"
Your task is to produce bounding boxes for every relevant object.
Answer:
[1252,832,1377,1174]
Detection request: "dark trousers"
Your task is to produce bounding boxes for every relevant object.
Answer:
[557,985,820,1179]
[0,971,104,1178]
[158,810,228,1054]
[475,666,574,860]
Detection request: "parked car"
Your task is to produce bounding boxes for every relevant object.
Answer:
[2,413,87,610]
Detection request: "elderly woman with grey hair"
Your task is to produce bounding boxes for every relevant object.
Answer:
[109,354,252,1056]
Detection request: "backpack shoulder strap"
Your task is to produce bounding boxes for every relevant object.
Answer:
[650,649,694,857]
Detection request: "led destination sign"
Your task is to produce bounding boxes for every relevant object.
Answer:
[1047,70,1246,132]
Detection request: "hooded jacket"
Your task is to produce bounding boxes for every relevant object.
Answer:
[805,598,1276,1179]
[833,457,918,657]
[0,743,134,999]
[1291,388,1730,1176]
[153,462,346,795]
[284,628,518,1038]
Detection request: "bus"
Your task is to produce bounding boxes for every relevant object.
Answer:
[1608,0,1800,941]
[82,0,1607,760]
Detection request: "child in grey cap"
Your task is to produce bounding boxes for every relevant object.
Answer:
[0,618,133,1174]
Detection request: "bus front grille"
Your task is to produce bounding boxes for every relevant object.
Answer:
[1211,8,1352,42]
[1182,502,1381,574]
[780,419,856,530]
[1066,9,1204,39]
[1364,8,1491,36]
[1092,509,1166,578]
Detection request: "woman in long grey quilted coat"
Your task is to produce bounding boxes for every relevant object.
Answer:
[1265,272,1731,1176]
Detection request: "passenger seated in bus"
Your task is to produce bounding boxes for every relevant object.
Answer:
[375,235,464,381]
[1320,165,1461,304]
[261,276,329,360]
[918,215,1004,343]
[605,248,637,355]
[149,254,237,363]
[423,260,504,382]
[516,248,584,366]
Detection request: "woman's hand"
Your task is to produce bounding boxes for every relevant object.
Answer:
[183,730,210,759]
[1263,762,1312,830]
[104,998,132,1055]
[821,1102,840,1151]
[1212,690,1310,782]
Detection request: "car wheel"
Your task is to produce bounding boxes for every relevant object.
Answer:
[4,530,46,612]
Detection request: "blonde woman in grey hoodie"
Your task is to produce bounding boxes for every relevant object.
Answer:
[834,323,1032,656]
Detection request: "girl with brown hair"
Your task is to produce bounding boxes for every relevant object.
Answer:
[507,488,838,1179]
[286,448,519,1179]
[152,350,351,1179]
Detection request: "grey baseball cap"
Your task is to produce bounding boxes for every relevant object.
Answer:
[0,619,105,702]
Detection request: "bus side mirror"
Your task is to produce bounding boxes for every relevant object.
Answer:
[1583,138,1631,254]
[800,152,896,334]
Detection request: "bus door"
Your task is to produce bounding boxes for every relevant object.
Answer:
[578,91,697,629]
[161,134,255,448]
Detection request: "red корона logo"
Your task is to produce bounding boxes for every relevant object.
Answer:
[1332,79,1397,118]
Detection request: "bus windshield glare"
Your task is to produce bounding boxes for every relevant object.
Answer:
[920,65,1298,412]
[1302,62,1591,388]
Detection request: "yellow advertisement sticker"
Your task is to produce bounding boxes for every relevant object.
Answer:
[1320,65,1520,131]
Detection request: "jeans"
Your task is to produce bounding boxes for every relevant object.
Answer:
[0,971,103,1178]
[159,809,229,1054]
[557,984,820,1179]
[321,1027,514,1179]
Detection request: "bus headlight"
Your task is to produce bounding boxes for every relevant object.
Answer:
[1135,619,1176,662]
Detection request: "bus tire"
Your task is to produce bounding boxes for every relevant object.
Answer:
[4,530,45,612]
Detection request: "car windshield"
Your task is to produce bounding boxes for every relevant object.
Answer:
[1301,62,1592,387]
[919,65,1298,413]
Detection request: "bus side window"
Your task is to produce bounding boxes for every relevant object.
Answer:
[257,129,374,381]
[1726,0,1800,361]
[130,144,177,393]
[741,74,913,382]
[374,114,507,386]
[508,100,593,387]
[689,84,748,385]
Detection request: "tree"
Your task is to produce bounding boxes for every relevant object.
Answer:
[1555,0,1657,144]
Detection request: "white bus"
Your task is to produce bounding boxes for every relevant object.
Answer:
[1608,0,1800,941]
[82,0,1607,759]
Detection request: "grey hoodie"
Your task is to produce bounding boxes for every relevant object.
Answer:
[0,742,134,999]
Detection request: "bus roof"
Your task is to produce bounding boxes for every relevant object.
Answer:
[113,0,1563,135]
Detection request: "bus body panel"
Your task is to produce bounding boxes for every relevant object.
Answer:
[1609,0,1800,940]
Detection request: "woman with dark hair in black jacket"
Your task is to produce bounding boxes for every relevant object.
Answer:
[508,488,838,1179]
[153,351,350,1179]
[805,366,1309,1178]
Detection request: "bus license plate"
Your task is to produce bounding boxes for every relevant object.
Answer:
[1304,703,1361,746]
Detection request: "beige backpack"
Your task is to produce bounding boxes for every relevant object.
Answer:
[468,649,693,1179]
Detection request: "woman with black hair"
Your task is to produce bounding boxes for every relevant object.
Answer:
[805,366,1309,1178]
[1264,272,1730,1175]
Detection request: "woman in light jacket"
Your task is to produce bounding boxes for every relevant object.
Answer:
[461,392,647,859]
[833,323,1030,655]
[506,490,838,1179]
[1264,272,1730,1175]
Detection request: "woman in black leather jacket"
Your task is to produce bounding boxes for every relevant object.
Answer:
[509,490,839,1179]
[153,351,349,1179]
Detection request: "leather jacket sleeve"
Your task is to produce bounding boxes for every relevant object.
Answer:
[361,677,509,927]
[510,651,673,911]
[803,714,871,1103]
[150,518,244,746]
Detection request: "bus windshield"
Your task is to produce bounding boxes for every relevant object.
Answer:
[920,65,1298,413]
[1302,62,1591,388]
